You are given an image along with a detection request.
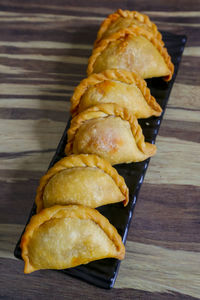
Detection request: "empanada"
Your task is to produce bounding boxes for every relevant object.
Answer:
[35,154,129,212]
[65,103,156,165]
[21,205,125,273]
[70,69,162,118]
[87,27,174,81]
[94,9,163,47]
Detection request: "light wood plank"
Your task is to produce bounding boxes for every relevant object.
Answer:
[0,54,88,64]
[0,224,23,260]
[0,64,32,75]
[168,83,200,110]
[0,41,92,49]
[116,241,200,298]
[0,119,67,152]
[143,11,200,17]
[164,108,200,123]
[0,152,55,172]
[154,21,200,28]
[145,136,200,186]
[0,83,74,96]
[0,11,104,22]
[183,47,200,57]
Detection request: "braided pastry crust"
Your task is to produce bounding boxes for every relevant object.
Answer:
[66,103,156,165]
[35,154,129,212]
[21,205,125,273]
[88,26,174,81]
[70,69,162,117]
[94,9,163,47]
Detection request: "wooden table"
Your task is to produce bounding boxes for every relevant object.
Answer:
[0,1,199,299]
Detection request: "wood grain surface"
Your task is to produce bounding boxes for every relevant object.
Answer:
[0,1,200,299]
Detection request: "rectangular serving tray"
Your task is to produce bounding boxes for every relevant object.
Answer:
[14,32,187,289]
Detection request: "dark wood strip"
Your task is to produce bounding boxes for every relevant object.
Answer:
[1,16,199,27]
[128,0,200,12]
[159,119,200,143]
[0,45,91,57]
[0,26,99,45]
[0,177,39,225]
[0,108,69,122]
[128,183,200,251]
[149,16,200,24]
[174,56,200,86]
[158,24,200,47]
[0,72,83,82]
[0,94,70,101]
[0,1,115,16]
[0,78,77,85]
[0,169,43,179]
[0,149,56,158]
[0,258,198,300]
[0,0,125,16]
[0,0,200,14]
[0,57,87,75]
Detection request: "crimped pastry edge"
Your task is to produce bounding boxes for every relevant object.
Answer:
[20,204,125,273]
[88,26,174,81]
[35,153,129,212]
[65,103,156,161]
[70,69,162,116]
[94,8,163,47]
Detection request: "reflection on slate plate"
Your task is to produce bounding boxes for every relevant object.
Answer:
[14,32,187,289]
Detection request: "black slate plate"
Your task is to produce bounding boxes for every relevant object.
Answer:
[14,32,187,289]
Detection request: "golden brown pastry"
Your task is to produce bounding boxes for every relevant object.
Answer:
[65,103,156,165]
[35,154,129,212]
[87,27,174,81]
[70,69,162,118]
[94,9,163,47]
[21,205,125,273]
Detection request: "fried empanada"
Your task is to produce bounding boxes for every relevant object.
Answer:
[94,9,163,47]
[70,69,162,118]
[35,154,128,212]
[65,103,156,165]
[21,205,125,273]
[88,27,174,81]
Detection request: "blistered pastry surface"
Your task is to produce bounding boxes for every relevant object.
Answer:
[95,9,162,46]
[66,103,156,165]
[73,116,140,164]
[70,69,162,118]
[43,167,124,208]
[35,154,129,212]
[20,205,125,273]
[88,27,174,81]
[28,218,117,270]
